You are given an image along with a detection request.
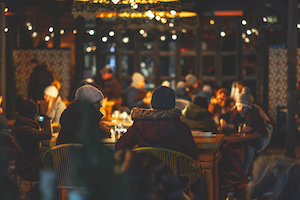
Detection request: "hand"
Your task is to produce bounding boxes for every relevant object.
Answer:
[220,119,228,128]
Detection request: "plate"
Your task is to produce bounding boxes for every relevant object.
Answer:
[192,131,214,137]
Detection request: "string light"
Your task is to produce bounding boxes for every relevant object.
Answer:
[123,37,129,43]
[4,27,9,32]
[45,36,50,41]
[139,29,145,35]
[220,31,226,37]
[102,36,108,42]
[109,31,115,36]
[60,29,65,34]
[241,19,247,25]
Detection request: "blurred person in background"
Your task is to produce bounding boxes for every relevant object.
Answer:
[114,149,184,200]
[94,66,123,111]
[185,74,203,100]
[125,72,151,110]
[208,88,233,126]
[43,85,66,126]
[175,81,192,102]
[12,97,52,199]
[181,96,218,133]
[28,59,53,103]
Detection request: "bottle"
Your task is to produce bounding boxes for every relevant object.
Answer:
[226,192,236,200]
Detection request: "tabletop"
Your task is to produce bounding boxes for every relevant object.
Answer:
[223,132,262,145]
[193,134,225,149]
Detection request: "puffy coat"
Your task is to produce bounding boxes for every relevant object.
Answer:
[12,114,51,181]
[115,108,199,160]
[56,100,103,145]
[180,103,219,133]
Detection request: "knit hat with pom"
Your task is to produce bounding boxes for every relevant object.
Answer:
[185,74,197,86]
[75,85,104,104]
[236,86,252,109]
[44,85,58,98]
[151,86,175,110]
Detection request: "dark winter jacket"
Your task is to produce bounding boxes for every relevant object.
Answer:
[12,114,52,181]
[115,108,199,160]
[28,64,53,102]
[56,100,103,145]
[125,86,149,110]
[219,106,267,150]
[180,103,219,133]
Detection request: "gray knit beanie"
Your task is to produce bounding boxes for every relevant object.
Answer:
[185,74,197,86]
[151,86,175,110]
[236,86,252,109]
[75,85,104,104]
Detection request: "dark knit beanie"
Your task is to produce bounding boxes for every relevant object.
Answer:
[193,96,208,109]
[151,86,175,110]
[15,97,39,120]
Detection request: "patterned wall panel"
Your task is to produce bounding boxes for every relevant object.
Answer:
[268,47,300,122]
[13,49,71,100]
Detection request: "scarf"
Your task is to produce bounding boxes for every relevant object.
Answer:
[14,114,40,129]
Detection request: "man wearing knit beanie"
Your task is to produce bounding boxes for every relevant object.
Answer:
[125,72,151,110]
[57,85,105,145]
[219,86,266,150]
[115,85,199,161]
[151,86,175,110]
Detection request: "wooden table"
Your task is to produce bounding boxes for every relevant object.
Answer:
[223,132,262,145]
[102,119,133,128]
[193,134,224,200]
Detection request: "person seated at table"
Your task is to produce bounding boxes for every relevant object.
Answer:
[43,85,66,126]
[185,74,203,100]
[114,149,185,200]
[12,97,52,183]
[115,86,198,160]
[125,72,151,110]
[94,66,123,111]
[56,85,106,145]
[180,96,218,133]
[175,81,192,102]
[0,131,23,200]
[208,88,234,126]
[219,87,266,150]
[247,155,299,200]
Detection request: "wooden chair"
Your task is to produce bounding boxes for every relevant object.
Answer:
[132,147,201,190]
[257,124,273,155]
[42,144,98,200]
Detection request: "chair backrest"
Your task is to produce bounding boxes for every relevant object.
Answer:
[42,144,98,189]
[175,99,190,111]
[132,147,201,190]
[257,124,273,154]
